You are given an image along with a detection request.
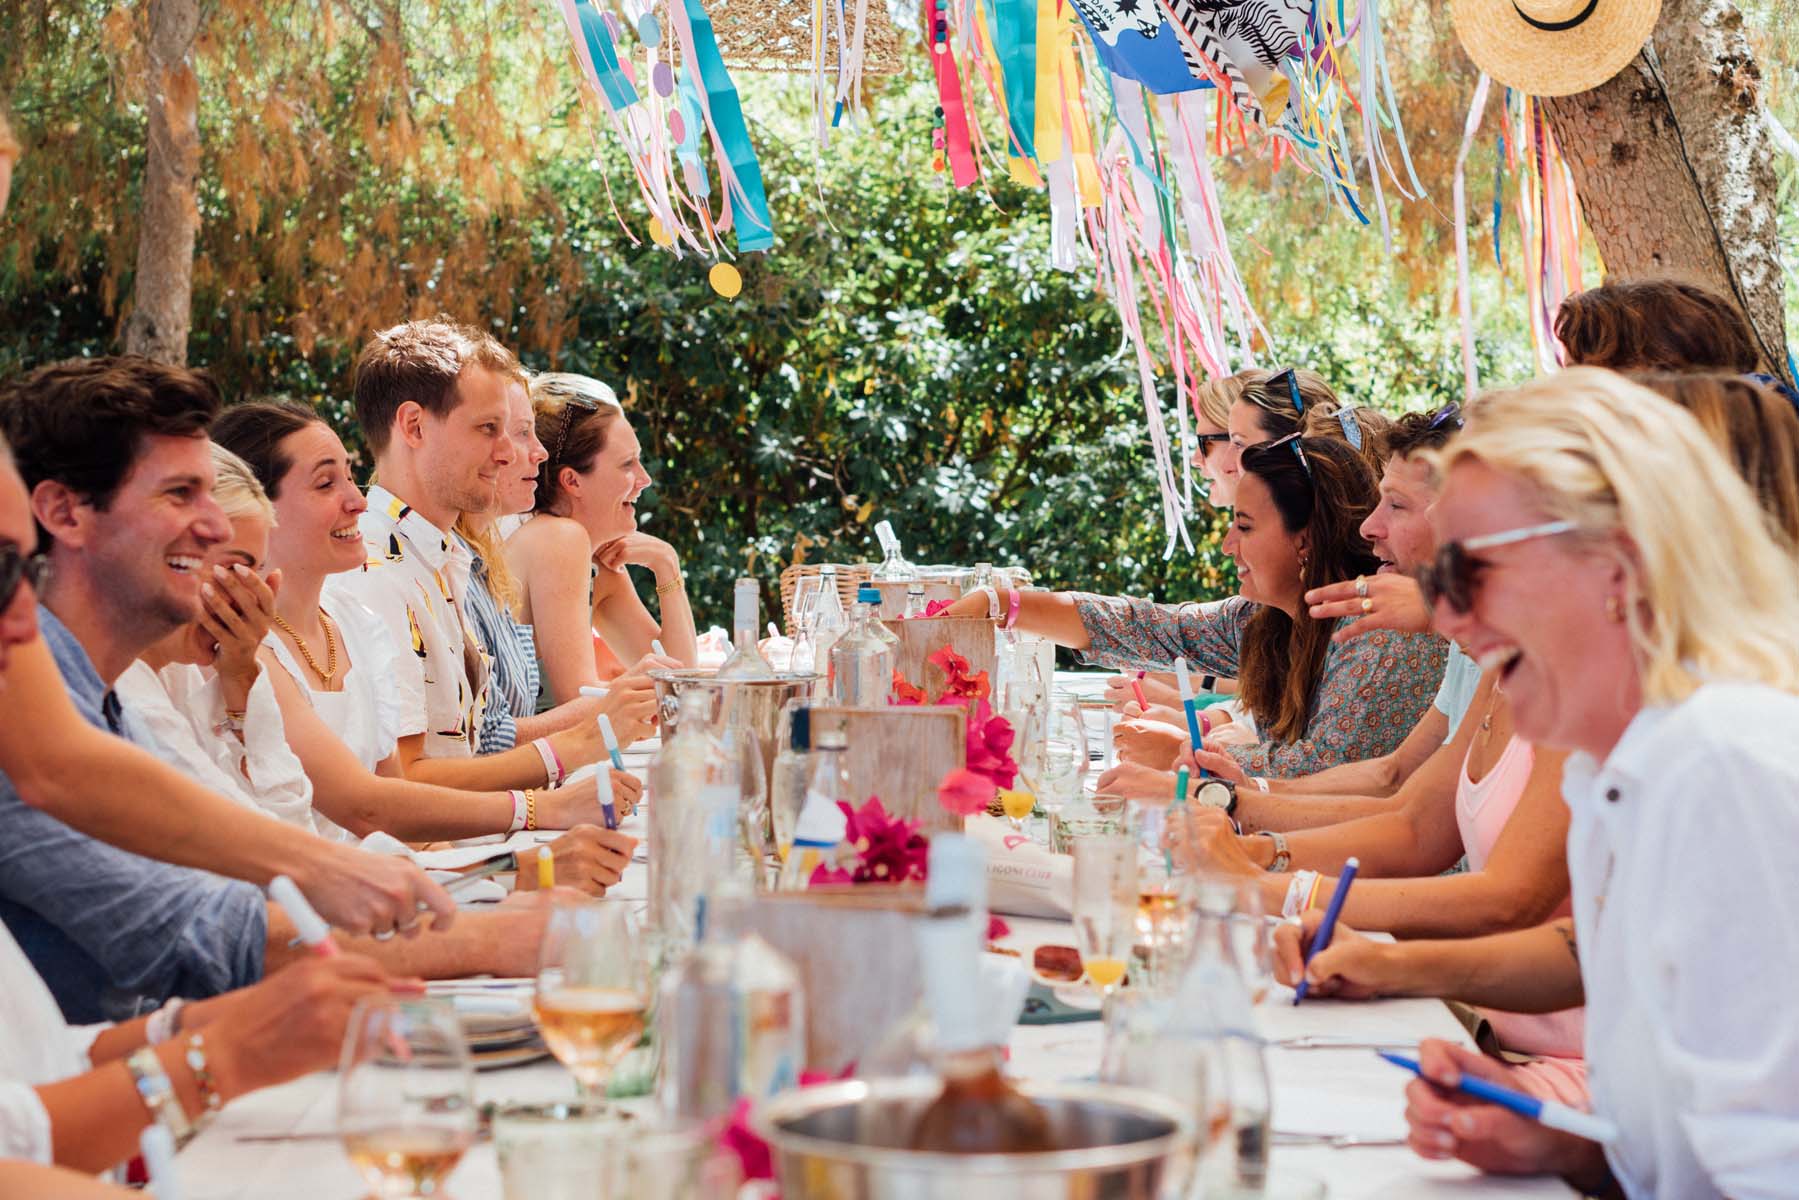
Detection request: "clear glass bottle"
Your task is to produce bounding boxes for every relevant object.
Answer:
[871,520,918,582]
[648,691,740,958]
[718,712,769,887]
[656,886,805,1122]
[857,585,900,652]
[903,583,928,618]
[829,589,894,707]
[774,730,852,890]
[716,578,776,680]
[769,705,813,863]
[907,835,1053,1154]
[1185,897,1273,1184]
[967,562,995,593]
[810,567,848,697]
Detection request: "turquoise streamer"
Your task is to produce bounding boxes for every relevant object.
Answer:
[984,0,1036,161]
[573,0,639,113]
[681,0,773,251]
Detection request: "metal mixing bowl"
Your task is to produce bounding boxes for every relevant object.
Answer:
[755,1077,1197,1200]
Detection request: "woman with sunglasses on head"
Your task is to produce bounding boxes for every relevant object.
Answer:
[1293,369,1799,1197]
[506,373,697,705]
[950,433,1446,779]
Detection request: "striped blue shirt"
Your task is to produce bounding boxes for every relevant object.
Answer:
[463,546,541,755]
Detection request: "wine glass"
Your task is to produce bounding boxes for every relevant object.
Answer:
[1071,832,1137,998]
[1130,802,1197,992]
[533,901,651,1100]
[788,576,822,674]
[998,787,1037,832]
[338,997,477,1199]
[1192,876,1277,1004]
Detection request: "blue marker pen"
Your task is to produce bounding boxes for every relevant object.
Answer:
[596,713,626,772]
[1378,1051,1620,1143]
[1174,657,1207,776]
[1294,856,1359,1004]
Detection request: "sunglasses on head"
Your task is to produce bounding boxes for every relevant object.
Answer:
[1413,520,1575,615]
[0,545,50,612]
[548,395,600,467]
[1263,429,1315,486]
[1266,367,1305,417]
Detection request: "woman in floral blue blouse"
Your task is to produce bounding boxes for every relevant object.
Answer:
[948,433,1445,779]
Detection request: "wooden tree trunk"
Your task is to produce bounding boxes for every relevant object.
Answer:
[1541,0,1790,384]
[123,0,202,365]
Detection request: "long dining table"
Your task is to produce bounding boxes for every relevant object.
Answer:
[176,672,1568,1198]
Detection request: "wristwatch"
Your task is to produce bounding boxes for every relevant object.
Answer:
[1200,673,1217,692]
[1256,830,1291,873]
[1190,776,1237,818]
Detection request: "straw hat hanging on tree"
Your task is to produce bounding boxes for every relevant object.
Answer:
[1450,0,1662,96]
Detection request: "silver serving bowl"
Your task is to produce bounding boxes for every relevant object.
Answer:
[754,1077,1196,1200]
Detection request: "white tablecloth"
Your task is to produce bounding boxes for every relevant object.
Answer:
[175,672,1567,1198]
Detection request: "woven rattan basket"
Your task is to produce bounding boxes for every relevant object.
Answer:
[778,562,873,636]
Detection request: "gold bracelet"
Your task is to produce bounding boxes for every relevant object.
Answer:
[655,575,684,595]
[524,787,538,831]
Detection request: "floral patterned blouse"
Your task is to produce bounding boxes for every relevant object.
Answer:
[1072,593,1447,777]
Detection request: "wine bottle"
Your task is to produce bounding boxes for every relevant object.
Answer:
[829,588,895,707]
[907,835,1053,1154]
[871,520,918,581]
[649,691,740,953]
[903,583,927,617]
[716,577,776,680]
[774,730,851,890]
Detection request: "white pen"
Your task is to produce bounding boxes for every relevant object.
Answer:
[652,638,667,658]
[141,1124,181,1200]
[597,759,618,831]
[578,684,608,700]
[268,875,338,957]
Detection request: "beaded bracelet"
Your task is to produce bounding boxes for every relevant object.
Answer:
[126,1047,192,1142]
[185,1032,222,1118]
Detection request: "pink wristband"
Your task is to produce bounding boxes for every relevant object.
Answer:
[1198,711,1212,737]
[1003,587,1023,630]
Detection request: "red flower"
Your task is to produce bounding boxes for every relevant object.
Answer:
[890,669,927,706]
[928,645,991,701]
[922,598,957,617]
[937,767,995,816]
[721,1098,774,1181]
[839,797,931,884]
[961,699,1018,790]
[987,914,1011,943]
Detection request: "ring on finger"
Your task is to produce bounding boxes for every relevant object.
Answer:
[1354,574,1369,599]
[1360,597,1374,615]
[373,928,396,942]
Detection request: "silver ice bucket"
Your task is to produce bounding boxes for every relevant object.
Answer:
[649,668,819,784]
[755,1077,1196,1200]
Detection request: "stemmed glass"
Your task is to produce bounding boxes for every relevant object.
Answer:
[338,997,478,1199]
[1192,876,1277,1005]
[788,577,822,675]
[533,901,652,1100]
[1071,832,1137,999]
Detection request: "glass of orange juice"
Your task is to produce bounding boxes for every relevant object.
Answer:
[1071,832,1136,999]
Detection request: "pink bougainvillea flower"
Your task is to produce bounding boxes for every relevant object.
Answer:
[808,862,854,887]
[922,598,956,617]
[938,767,996,816]
[961,700,1019,791]
[987,914,1011,943]
[839,797,929,884]
[721,1098,774,1181]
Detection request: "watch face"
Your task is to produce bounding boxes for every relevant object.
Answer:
[1194,780,1233,810]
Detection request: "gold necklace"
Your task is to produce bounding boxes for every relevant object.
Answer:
[273,609,338,687]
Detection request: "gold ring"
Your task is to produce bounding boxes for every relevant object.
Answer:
[1355,575,1369,599]
[1360,597,1374,614]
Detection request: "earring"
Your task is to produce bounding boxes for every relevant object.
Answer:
[1605,595,1625,623]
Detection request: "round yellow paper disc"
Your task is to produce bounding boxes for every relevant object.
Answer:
[709,262,743,299]
[648,217,674,247]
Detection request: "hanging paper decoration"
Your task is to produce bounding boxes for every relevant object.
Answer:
[556,0,774,260]
[552,0,1430,552]
[1500,88,1589,374]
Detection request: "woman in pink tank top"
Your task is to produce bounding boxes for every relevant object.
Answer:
[1456,734,1588,1105]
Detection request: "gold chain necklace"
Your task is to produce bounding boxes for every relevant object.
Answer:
[273,609,338,687]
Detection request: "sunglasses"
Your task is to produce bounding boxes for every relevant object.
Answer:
[0,546,50,612]
[1414,520,1575,615]
[1264,429,1315,486]
[1266,367,1305,416]
[1187,431,1232,454]
[547,395,600,467]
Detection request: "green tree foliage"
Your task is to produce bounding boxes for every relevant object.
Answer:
[2,1,1791,625]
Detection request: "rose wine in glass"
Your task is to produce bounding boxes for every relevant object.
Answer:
[337,998,477,1199]
[534,901,650,1099]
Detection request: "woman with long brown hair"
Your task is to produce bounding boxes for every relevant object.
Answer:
[950,434,1445,777]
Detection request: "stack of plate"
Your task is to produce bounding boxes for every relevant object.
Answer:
[426,979,551,1071]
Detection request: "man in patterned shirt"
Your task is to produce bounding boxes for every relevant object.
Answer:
[326,320,519,765]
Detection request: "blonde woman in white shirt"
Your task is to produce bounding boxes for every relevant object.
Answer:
[1338,369,1799,1199]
